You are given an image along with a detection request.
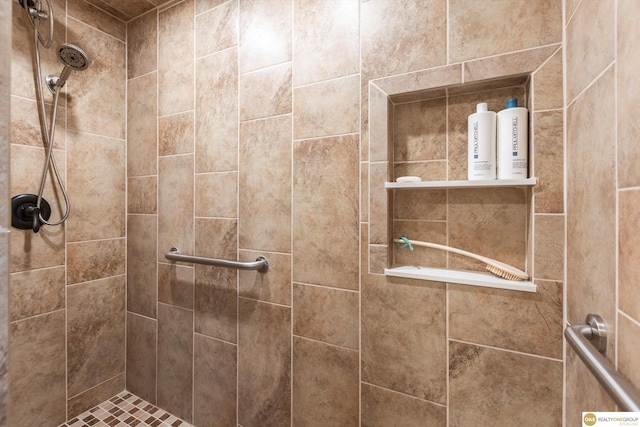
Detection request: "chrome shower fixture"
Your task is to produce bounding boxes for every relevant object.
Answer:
[46,43,89,93]
[19,0,54,48]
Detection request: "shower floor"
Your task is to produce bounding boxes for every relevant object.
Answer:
[58,391,193,427]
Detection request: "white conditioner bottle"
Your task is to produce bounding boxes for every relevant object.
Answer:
[497,97,528,179]
[468,102,496,180]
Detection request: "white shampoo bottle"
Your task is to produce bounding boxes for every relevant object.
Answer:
[497,97,528,179]
[467,102,496,180]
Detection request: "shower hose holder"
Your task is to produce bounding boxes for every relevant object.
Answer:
[11,194,51,233]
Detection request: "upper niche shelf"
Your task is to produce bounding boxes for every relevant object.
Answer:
[385,178,537,189]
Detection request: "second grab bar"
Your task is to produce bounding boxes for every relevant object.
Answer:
[165,247,269,272]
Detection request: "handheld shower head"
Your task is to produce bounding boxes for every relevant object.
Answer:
[46,43,89,93]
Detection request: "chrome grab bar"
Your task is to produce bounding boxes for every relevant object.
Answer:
[165,247,269,272]
[564,314,640,411]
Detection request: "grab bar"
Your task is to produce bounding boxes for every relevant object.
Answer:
[165,247,269,272]
[564,314,640,411]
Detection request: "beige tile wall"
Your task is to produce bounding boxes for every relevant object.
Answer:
[565,0,640,424]
[8,1,127,424]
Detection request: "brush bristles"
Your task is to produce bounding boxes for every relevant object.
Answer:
[486,265,525,281]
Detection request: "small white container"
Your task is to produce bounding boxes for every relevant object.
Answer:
[497,98,528,179]
[467,103,496,180]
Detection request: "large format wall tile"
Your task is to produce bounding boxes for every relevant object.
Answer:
[128,72,158,177]
[158,262,194,310]
[196,47,238,173]
[534,214,565,281]
[9,266,65,321]
[68,0,126,42]
[362,275,446,403]
[127,9,157,79]
[393,98,447,163]
[533,110,564,213]
[158,0,194,116]
[449,0,561,63]
[126,312,157,404]
[618,314,640,389]
[449,341,562,426]
[67,276,125,397]
[159,111,194,157]
[196,0,238,58]
[157,303,194,423]
[238,298,291,427]
[194,334,237,427]
[619,189,640,319]
[293,135,359,290]
[128,214,158,318]
[67,374,125,419]
[293,337,359,427]
[532,47,563,112]
[67,238,125,285]
[239,115,291,253]
[195,171,238,219]
[128,176,157,214]
[361,383,446,427]
[11,95,66,149]
[239,249,291,306]
[9,310,66,427]
[293,0,359,87]
[239,62,292,121]
[67,131,126,242]
[239,0,292,73]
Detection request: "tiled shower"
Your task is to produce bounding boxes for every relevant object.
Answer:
[1,1,639,427]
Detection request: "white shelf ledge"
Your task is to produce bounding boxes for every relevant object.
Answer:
[385,266,537,293]
[385,178,537,189]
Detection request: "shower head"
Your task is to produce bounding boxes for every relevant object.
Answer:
[46,43,89,93]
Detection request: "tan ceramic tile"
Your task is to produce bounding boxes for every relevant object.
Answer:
[86,0,155,20]
[392,220,446,269]
[369,83,391,162]
[294,75,359,140]
[618,314,640,389]
[196,0,238,58]
[293,135,359,290]
[11,95,65,150]
[447,86,526,181]
[67,374,124,419]
[361,383,446,427]
[9,310,66,427]
[196,47,238,172]
[449,0,561,63]
[159,111,194,156]
[128,73,158,177]
[448,188,527,272]
[619,189,640,320]
[369,161,389,245]
[533,110,564,213]
[239,250,291,306]
[293,0,358,87]
[617,0,640,188]
[361,0,446,80]
[361,161,369,223]
[126,312,157,404]
[238,298,291,426]
[239,62,292,121]
[194,218,238,343]
[449,342,562,426]
[128,176,157,214]
[9,266,65,321]
[195,172,238,218]
[67,238,126,284]
[127,10,157,79]
[128,214,158,318]
[565,0,581,23]
[565,0,615,103]
[67,276,125,397]
[158,0,194,115]
[534,214,564,281]
[362,275,446,402]
[69,0,126,42]
[66,18,126,139]
[566,67,616,331]
[392,161,447,182]
[369,244,388,275]
[464,45,559,83]
[450,280,563,359]
[196,0,230,14]
[293,283,359,349]
[158,154,194,262]
[390,88,447,105]
[238,0,292,73]
[372,64,461,97]
[293,337,359,427]
[239,115,291,253]
[394,98,446,162]
[532,47,563,111]
[158,262,194,310]
[194,333,237,427]
[157,303,193,422]
[67,131,126,242]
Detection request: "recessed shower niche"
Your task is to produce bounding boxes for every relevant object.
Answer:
[367,44,564,292]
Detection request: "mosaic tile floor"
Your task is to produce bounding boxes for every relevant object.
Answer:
[58,391,193,427]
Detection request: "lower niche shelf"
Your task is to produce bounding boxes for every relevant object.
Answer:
[384,266,537,293]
